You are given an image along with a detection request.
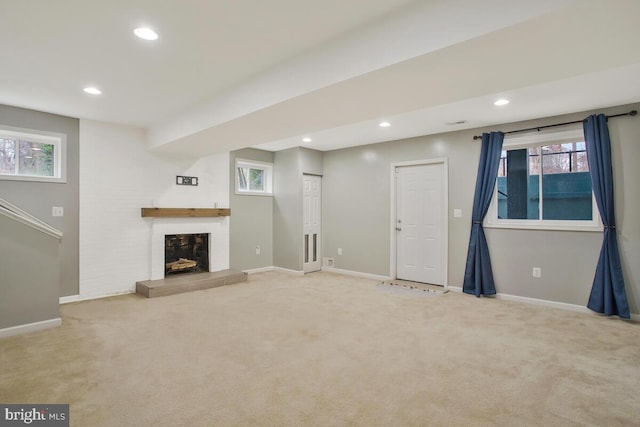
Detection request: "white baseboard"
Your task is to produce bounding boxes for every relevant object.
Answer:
[243,266,276,275]
[60,290,134,305]
[447,286,639,321]
[242,266,305,276]
[321,267,389,281]
[0,318,62,339]
[496,292,592,314]
[273,267,305,276]
[244,266,388,279]
[59,294,82,304]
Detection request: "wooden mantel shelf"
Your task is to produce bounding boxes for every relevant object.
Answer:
[141,208,230,218]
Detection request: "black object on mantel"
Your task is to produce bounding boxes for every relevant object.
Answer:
[176,175,198,186]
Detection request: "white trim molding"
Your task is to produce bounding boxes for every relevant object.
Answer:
[60,290,134,305]
[243,265,385,280]
[273,267,305,276]
[484,128,602,232]
[242,266,306,276]
[243,266,277,275]
[0,318,62,339]
[0,125,67,183]
[390,157,449,287]
[448,286,639,321]
[234,158,274,196]
[321,266,389,281]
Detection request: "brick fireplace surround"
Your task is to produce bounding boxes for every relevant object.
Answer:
[149,217,229,280]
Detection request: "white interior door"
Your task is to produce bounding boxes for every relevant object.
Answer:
[396,163,445,285]
[303,175,321,273]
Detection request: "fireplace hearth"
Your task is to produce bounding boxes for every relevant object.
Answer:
[164,233,209,276]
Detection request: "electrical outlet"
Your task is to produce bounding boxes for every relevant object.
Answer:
[324,257,335,267]
[52,207,64,217]
[532,267,542,278]
[255,245,261,255]
[338,248,343,256]
[453,209,462,218]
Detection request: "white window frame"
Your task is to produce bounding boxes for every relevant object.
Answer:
[0,125,67,183]
[484,128,601,232]
[235,158,273,196]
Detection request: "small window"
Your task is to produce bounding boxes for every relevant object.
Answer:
[0,126,66,183]
[486,129,600,231]
[235,158,273,195]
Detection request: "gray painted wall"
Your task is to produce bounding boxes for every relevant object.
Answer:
[300,147,323,176]
[322,103,640,314]
[0,105,79,296]
[609,109,640,314]
[273,148,302,271]
[229,148,274,270]
[0,215,60,329]
[272,147,323,271]
[322,132,478,278]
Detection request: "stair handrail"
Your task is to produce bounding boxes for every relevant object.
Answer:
[0,197,62,240]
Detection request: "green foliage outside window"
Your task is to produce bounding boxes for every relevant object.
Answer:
[237,166,265,192]
[0,138,54,177]
[249,168,264,191]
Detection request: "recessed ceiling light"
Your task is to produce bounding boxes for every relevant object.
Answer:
[302,137,312,143]
[83,87,102,95]
[134,27,158,41]
[379,121,391,128]
[494,99,510,106]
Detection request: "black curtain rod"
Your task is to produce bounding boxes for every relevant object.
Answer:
[472,110,637,140]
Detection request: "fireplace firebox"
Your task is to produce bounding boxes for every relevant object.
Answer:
[164,233,209,276]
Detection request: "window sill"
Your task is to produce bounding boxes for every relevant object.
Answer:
[484,221,602,232]
[235,191,273,197]
[0,174,66,184]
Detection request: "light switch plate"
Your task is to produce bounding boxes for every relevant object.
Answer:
[453,209,462,218]
[52,207,64,217]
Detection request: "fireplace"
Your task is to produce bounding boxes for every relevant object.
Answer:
[164,233,209,276]
[149,217,228,280]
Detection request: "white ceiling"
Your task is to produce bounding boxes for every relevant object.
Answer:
[2,0,640,156]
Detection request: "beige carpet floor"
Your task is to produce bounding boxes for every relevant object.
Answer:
[1,271,639,426]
